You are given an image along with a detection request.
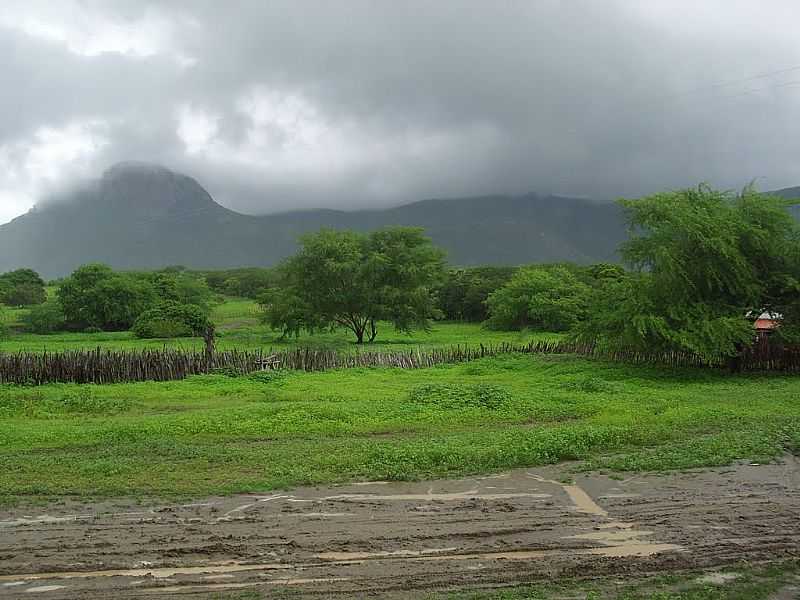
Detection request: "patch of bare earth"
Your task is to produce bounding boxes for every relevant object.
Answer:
[1,457,799,598]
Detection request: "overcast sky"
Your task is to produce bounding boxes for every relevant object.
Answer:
[1,0,799,225]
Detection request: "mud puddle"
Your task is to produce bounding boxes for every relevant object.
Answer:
[1,456,798,598]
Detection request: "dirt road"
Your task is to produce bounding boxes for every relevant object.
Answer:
[2,457,799,598]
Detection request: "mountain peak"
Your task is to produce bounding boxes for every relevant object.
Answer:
[103,161,173,179]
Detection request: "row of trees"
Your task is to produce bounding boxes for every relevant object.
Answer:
[258,185,800,361]
[17,265,212,338]
[3,184,797,362]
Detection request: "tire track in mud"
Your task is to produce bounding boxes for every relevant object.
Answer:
[1,458,799,598]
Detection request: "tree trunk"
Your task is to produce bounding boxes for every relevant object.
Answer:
[203,324,216,372]
[368,318,377,342]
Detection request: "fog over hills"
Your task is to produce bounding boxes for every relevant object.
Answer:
[1,163,797,279]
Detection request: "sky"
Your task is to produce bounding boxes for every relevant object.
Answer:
[0,0,799,225]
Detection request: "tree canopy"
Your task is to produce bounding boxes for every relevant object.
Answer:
[261,227,446,343]
[574,185,800,361]
[485,266,590,331]
[0,268,47,306]
[437,266,517,322]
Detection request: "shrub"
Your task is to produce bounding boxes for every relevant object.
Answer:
[22,300,66,334]
[58,264,157,331]
[132,301,210,339]
[407,383,510,409]
[486,266,590,331]
[0,268,47,306]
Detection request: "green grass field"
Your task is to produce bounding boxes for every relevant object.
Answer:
[0,297,555,353]
[436,561,800,600]
[1,352,798,503]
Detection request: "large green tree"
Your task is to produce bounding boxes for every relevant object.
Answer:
[574,185,800,362]
[486,266,590,331]
[262,227,446,343]
[0,268,47,306]
[57,264,157,331]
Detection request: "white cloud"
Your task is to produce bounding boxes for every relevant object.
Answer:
[0,0,799,222]
[0,120,109,223]
[0,1,197,66]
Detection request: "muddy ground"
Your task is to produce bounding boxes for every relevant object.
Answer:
[1,457,799,598]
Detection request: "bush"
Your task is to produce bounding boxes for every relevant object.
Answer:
[486,266,590,331]
[0,269,47,306]
[407,383,510,409]
[436,266,517,322]
[132,302,210,339]
[22,300,66,334]
[58,264,157,331]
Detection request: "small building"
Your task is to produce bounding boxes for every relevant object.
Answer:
[754,312,781,337]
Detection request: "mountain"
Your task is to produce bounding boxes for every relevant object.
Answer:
[18,162,799,278]
[771,186,800,200]
[769,186,800,218]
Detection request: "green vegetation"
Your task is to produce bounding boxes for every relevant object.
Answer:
[132,301,210,339]
[0,296,552,353]
[437,561,800,600]
[437,265,517,322]
[201,267,277,299]
[1,352,797,502]
[22,299,66,333]
[261,227,445,343]
[0,268,47,306]
[576,185,800,362]
[58,263,158,330]
[486,265,590,331]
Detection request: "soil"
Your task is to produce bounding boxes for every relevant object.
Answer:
[1,457,799,598]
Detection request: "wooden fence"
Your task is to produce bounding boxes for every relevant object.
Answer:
[0,339,798,385]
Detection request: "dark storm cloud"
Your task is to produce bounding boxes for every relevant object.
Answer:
[0,0,798,224]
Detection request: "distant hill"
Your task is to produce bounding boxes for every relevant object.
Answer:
[1,163,796,278]
[0,163,628,278]
[770,186,800,199]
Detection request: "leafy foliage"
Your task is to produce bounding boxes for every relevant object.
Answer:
[437,266,517,321]
[203,267,278,299]
[575,185,800,361]
[407,382,511,409]
[261,227,446,343]
[0,269,47,306]
[22,300,66,334]
[58,264,157,331]
[486,266,590,331]
[149,272,213,312]
[132,301,210,339]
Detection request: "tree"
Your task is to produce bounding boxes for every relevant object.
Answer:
[132,301,210,338]
[0,268,47,306]
[23,299,66,334]
[437,266,517,322]
[57,264,157,331]
[203,268,277,298]
[262,227,445,343]
[574,185,800,362]
[485,266,590,331]
[150,272,212,312]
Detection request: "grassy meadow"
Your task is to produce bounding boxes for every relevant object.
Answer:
[0,296,555,353]
[1,351,798,503]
